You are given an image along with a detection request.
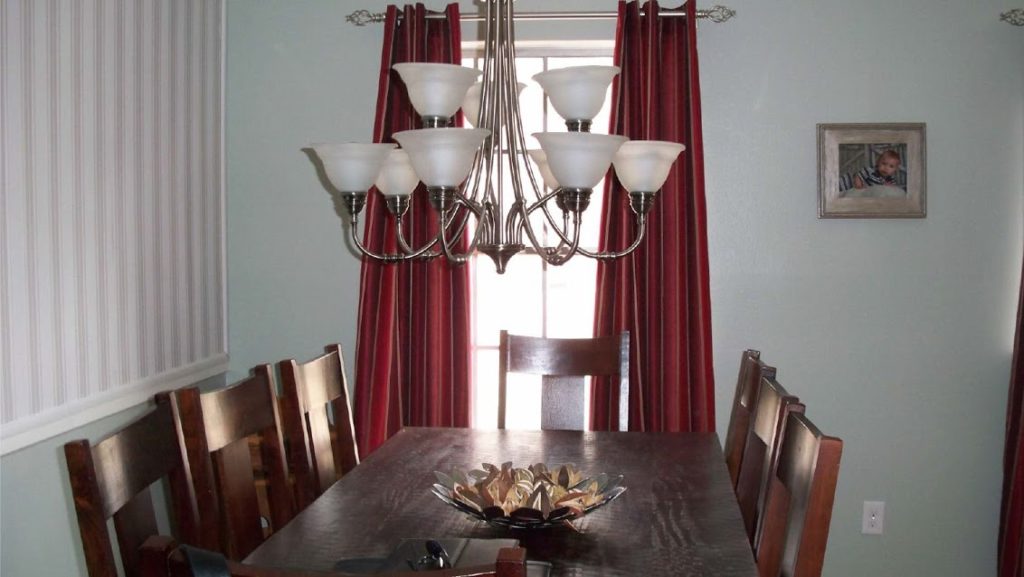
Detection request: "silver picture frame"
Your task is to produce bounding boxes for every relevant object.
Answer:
[817,123,926,218]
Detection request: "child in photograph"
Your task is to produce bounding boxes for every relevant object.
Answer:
[838,149,903,193]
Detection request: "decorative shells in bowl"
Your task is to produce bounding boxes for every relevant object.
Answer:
[431,462,626,529]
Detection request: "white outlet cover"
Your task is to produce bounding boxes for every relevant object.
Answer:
[862,501,885,535]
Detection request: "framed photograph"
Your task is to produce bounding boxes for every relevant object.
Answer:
[817,123,926,218]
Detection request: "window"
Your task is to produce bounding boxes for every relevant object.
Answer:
[462,43,614,429]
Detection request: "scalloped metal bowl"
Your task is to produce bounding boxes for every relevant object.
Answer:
[431,462,627,529]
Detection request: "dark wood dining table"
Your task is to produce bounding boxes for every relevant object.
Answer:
[245,427,758,577]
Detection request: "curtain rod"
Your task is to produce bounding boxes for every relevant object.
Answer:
[346,5,737,26]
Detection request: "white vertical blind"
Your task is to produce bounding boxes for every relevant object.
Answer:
[0,0,226,454]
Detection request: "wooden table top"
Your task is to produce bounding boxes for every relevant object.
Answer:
[245,427,758,577]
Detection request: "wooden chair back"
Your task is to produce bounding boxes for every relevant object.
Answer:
[279,344,360,509]
[734,376,804,549]
[723,349,777,487]
[498,330,629,431]
[172,366,295,560]
[140,536,528,577]
[64,395,202,577]
[756,413,843,577]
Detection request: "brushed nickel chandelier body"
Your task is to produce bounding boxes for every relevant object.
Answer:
[311,0,684,274]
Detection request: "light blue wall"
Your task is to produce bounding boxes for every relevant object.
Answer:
[5,2,1015,577]
[226,2,1024,576]
[699,3,1023,577]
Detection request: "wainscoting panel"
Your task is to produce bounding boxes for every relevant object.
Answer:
[0,0,226,454]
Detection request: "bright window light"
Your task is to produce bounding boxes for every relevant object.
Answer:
[464,49,613,430]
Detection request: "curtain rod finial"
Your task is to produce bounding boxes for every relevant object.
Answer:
[702,5,736,24]
[346,9,384,27]
[1001,9,1024,26]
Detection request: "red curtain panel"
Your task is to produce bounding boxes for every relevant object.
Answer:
[353,3,471,456]
[591,0,715,433]
[1000,257,1024,576]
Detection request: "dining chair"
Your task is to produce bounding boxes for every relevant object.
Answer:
[734,375,804,550]
[756,413,843,577]
[278,343,360,509]
[170,366,296,561]
[723,349,777,488]
[64,394,203,577]
[139,535,528,577]
[498,330,630,431]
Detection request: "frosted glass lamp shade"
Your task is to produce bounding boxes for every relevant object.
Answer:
[532,65,619,122]
[392,128,491,188]
[612,141,685,193]
[527,149,560,190]
[393,63,482,120]
[462,81,528,127]
[310,143,396,192]
[375,149,421,197]
[532,133,627,190]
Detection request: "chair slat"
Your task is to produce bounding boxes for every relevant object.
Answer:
[735,376,803,550]
[756,413,843,577]
[64,395,201,577]
[723,349,777,487]
[279,344,360,510]
[175,365,295,560]
[498,331,630,432]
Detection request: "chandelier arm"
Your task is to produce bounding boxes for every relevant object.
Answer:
[516,180,582,249]
[437,216,481,264]
[577,216,648,261]
[462,106,495,209]
[443,211,476,251]
[513,192,584,266]
[493,0,509,239]
[347,217,411,263]
[395,217,442,258]
[502,8,572,243]
[432,198,489,263]
[455,0,494,212]
[445,195,486,242]
[499,2,576,251]
[458,0,497,219]
[461,214,489,256]
[540,212,583,266]
[516,203,555,260]
[463,150,488,207]
[522,189,562,215]
[548,211,574,257]
[503,90,576,248]
[513,189,563,252]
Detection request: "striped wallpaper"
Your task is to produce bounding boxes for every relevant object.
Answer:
[1,0,226,454]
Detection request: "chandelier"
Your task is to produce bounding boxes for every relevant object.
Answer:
[311,0,684,274]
